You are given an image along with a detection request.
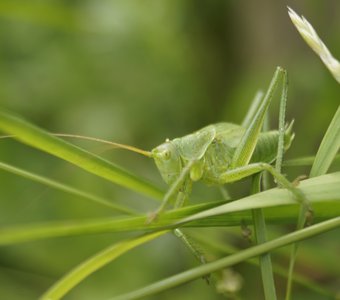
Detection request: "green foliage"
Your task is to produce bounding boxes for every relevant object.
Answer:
[0,2,339,300]
[0,105,339,299]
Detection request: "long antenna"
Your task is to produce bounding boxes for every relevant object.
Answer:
[0,133,153,157]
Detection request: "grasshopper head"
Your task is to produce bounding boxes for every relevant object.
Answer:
[151,140,182,185]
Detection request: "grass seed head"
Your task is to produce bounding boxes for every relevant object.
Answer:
[288,6,340,84]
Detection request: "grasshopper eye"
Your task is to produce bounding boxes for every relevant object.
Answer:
[151,142,175,161]
[163,150,171,160]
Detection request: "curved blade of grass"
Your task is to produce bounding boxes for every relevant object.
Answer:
[310,106,340,177]
[0,109,163,200]
[111,217,340,300]
[177,172,340,225]
[286,106,340,300]
[40,230,168,300]
[0,201,223,245]
[0,201,339,246]
[0,161,136,215]
[0,172,339,246]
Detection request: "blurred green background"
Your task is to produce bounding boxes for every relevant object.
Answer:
[0,1,339,299]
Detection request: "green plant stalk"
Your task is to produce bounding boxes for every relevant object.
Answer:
[0,161,136,215]
[111,217,340,300]
[252,174,277,300]
[310,105,340,177]
[0,110,163,200]
[40,230,168,300]
[191,232,333,298]
[286,106,340,300]
[286,15,340,268]
[250,109,277,300]
[274,66,287,174]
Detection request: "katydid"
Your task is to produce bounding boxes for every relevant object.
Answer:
[0,66,311,273]
[46,67,309,222]
[149,67,310,221]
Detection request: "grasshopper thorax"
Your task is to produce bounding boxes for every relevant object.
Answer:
[151,140,182,185]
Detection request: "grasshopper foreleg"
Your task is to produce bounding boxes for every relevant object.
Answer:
[148,160,194,222]
[149,161,209,278]
[173,228,210,284]
[219,186,232,201]
[173,229,208,265]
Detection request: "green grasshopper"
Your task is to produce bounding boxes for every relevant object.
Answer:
[67,67,308,222]
[47,67,309,222]
[0,66,310,271]
[147,67,309,220]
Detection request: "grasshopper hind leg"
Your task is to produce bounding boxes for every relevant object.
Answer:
[219,163,312,227]
[228,67,312,226]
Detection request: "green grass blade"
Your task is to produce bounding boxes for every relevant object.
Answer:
[0,109,163,200]
[286,105,340,300]
[111,217,340,300]
[191,233,333,298]
[40,231,168,300]
[0,201,223,246]
[178,172,340,225]
[0,201,339,246]
[0,161,136,215]
[0,172,339,246]
[310,105,340,177]
[251,174,277,300]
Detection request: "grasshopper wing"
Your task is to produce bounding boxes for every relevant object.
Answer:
[175,126,216,161]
